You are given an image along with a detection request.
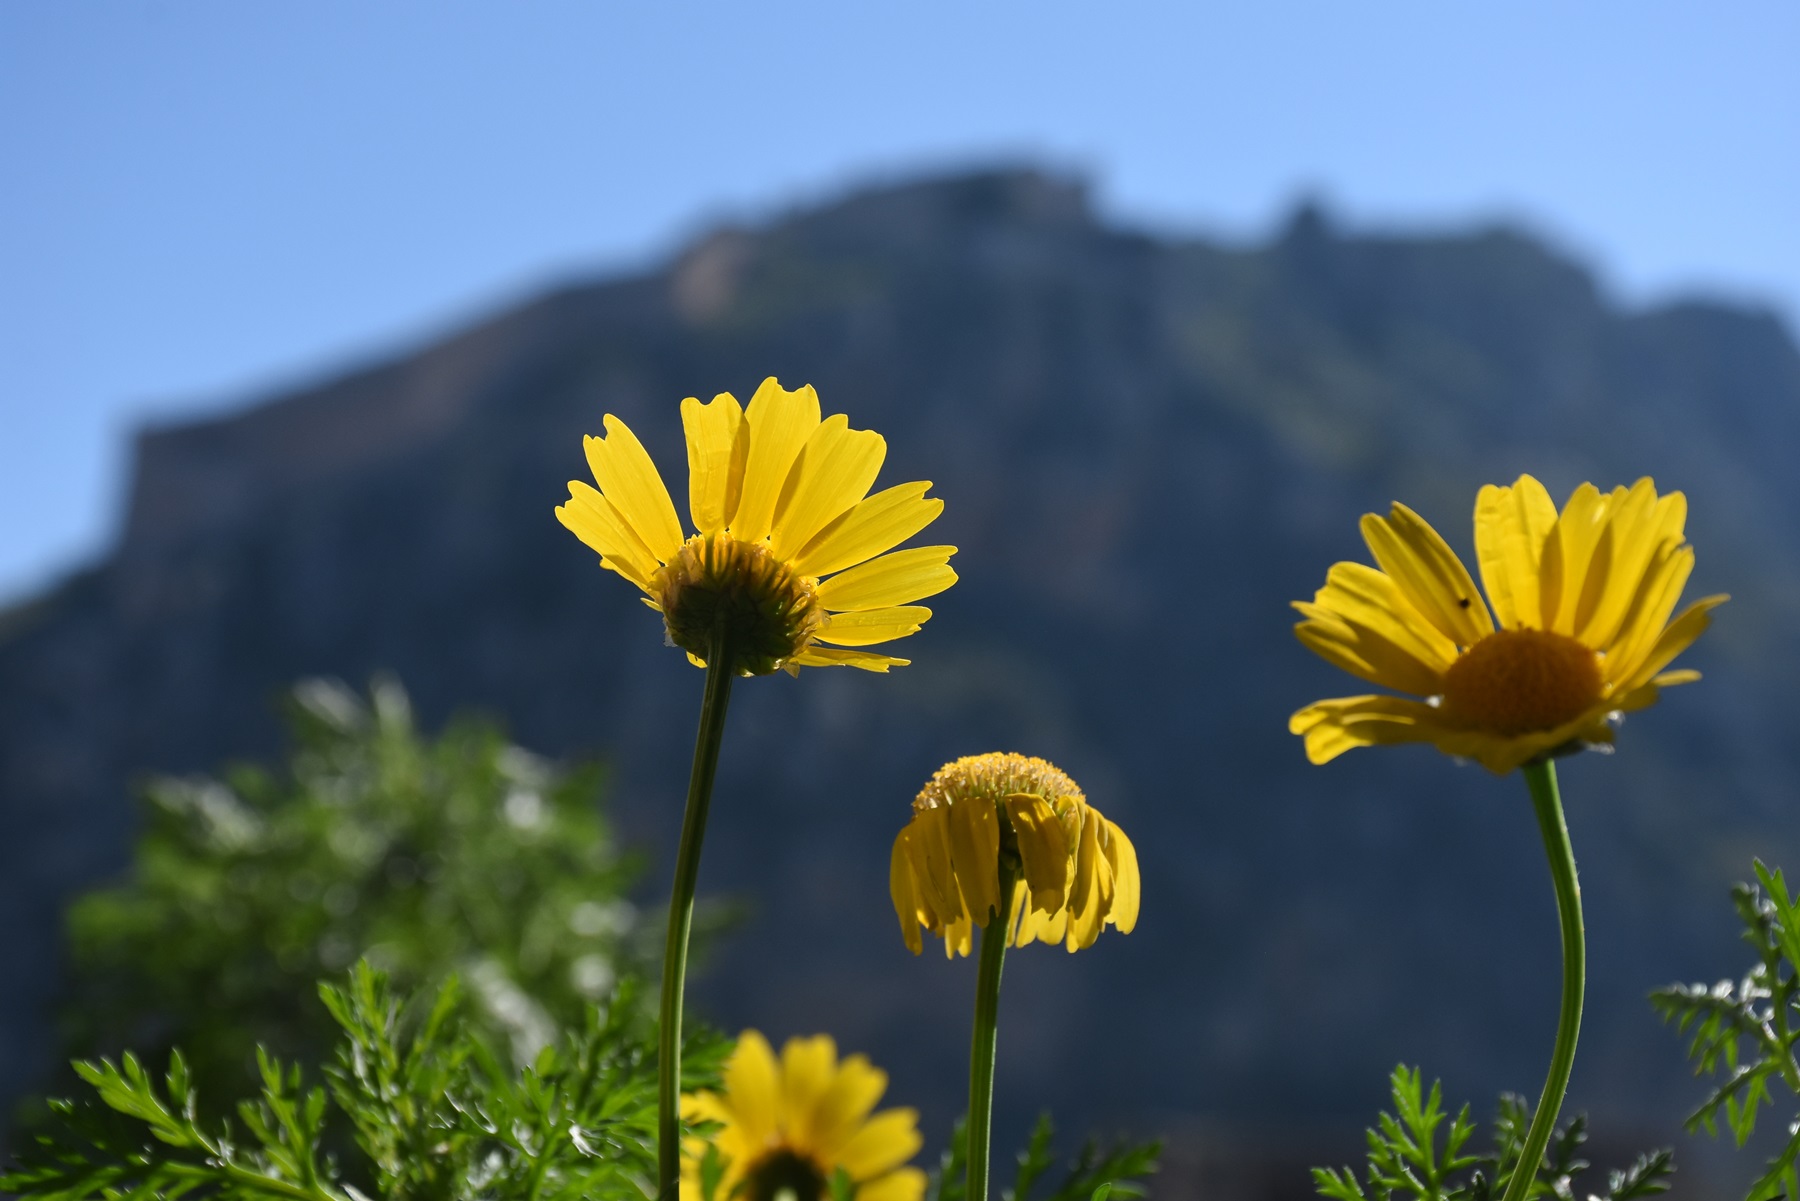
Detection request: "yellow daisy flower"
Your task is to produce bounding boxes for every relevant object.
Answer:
[890,753,1141,958]
[682,1030,926,1201]
[555,377,956,676]
[1290,474,1728,774]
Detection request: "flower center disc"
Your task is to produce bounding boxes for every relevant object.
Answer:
[914,752,1084,812]
[655,533,825,675]
[1440,628,1604,736]
[744,1148,830,1201]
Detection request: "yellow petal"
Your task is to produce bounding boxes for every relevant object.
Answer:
[940,911,974,959]
[731,378,821,543]
[837,1109,924,1179]
[790,483,944,578]
[1002,879,1033,944]
[722,1031,781,1148]
[1360,503,1494,646]
[1616,594,1728,693]
[1293,605,1445,697]
[1473,475,1557,630]
[809,1054,888,1158]
[1099,816,1139,935]
[1308,561,1457,671]
[815,606,931,647]
[681,393,748,535]
[893,827,939,927]
[779,1035,837,1144]
[890,835,925,955]
[1011,893,1068,951]
[1426,708,1617,775]
[1067,882,1110,950]
[816,546,957,612]
[596,559,652,592]
[1063,803,1095,927]
[555,481,660,589]
[1539,483,1611,635]
[1289,694,1448,764]
[583,417,684,563]
[787,646,911,672]
[682,1089,729,1125]
[1610,682,1663,714]
[1602,543,1695,685]
[905,809,962,926]
[947,797,1001,925]
[769,415,887,560]
[1003,794,1071,915]
[1065,806,1114,950]
[1609,668,1702,719]
[856,1168,928,1201]
[1572,480,1672,646]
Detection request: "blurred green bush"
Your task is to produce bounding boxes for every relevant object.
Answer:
[57,676,646,1104]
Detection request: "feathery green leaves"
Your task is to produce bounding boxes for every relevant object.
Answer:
[2,961,728,1201]
[927,1113,1158,1201]
[1653,860,1800,1201]
[1313,1066,1671,1201]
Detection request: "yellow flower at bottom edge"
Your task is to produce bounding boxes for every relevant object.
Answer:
[682,1030,926,1201]
[890,753,1141,958]
[553,377,956,676]
[1290,474,1728,774]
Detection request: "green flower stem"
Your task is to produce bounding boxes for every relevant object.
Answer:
[966,868,1017,1201]
[657,629,738,1201]
[1503,759,1585,1201]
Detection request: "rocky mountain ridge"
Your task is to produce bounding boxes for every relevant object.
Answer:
[4,169,1799,1178]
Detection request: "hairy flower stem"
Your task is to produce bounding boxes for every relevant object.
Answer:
[966,868,1017,1201]
[1503,759,1585,1201]
[658,628,737,1201]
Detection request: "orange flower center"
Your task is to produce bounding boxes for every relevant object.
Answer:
[1440,628,1604,736]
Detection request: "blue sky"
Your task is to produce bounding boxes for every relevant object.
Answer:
[2,1,1795,601]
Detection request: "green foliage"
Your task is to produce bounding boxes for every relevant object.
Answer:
[1312,1066,1672,1201]
[1652,859,1800,1201]
[2,961,730,1201]
[61,677,644,1106]
[927,1112,1159,1201]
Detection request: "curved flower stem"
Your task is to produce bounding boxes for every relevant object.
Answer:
[1502,759,1585,1201]
[657,629,737,1201]
[966,870,1017,1201]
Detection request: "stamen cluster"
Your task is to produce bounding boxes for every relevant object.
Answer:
[1440,628,1604,736]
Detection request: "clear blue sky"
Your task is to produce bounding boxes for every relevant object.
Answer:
[2,1,1795,601]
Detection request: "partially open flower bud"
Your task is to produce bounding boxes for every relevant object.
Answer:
[890,752,1140,958]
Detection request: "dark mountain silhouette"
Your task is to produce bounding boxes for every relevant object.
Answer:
[4,168,1799,1185]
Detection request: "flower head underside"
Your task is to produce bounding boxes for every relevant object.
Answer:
[1290,475,1727,774]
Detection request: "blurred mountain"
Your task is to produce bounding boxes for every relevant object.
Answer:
[4,167,1799,1183]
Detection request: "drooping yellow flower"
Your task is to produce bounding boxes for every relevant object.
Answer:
[555,378,956,676]
[890,753,1140,958]
[1290,475,1727,774]
[681,1030,926,1201]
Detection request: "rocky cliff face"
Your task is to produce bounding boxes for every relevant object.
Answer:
[5,168,1799,1162]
